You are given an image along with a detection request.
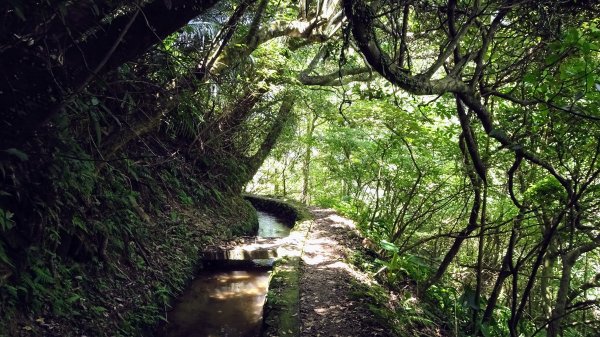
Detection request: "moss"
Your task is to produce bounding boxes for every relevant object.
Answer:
[243,194,312,223]
[261,215,312,337]
[262,256,301,337]
[230,197,260,236]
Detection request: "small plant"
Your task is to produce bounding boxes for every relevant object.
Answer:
[0,208,15,232]
[375,240,433,284]
[178,191,194,206]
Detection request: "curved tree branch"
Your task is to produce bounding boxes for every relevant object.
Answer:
[343,0,573,199]
[299,66,372,86]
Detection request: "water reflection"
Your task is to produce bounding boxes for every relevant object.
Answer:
[163,209,291,337]
[257,211,291,238]
[165,270,270,337]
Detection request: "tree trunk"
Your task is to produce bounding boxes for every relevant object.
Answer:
[540,253,557,320]
[246,95,296,182]
[480,225,518,327]
[301,112,317,204]
[473,185,487,328]
[547,253,576,337]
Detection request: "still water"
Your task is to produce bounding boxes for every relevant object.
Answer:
[163,210,290,337]
[164,269,270,337]
[257,211,291,238]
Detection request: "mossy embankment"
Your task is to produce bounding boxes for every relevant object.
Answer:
[0,143,260,336]
[244,194,312,223]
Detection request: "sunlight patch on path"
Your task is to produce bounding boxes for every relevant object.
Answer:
[298,207,394,337]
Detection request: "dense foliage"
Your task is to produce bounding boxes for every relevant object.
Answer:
[1,0,600,336]
[250,1,600,336]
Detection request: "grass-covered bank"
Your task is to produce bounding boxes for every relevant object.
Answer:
[0,147,259,337]
[262,256,303,337]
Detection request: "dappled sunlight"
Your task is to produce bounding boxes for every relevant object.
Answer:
[299,209,380,287]
[299,208,393,337]
[208,271,269,300]
[4,0,599,335]
[301,236,338,266]
[300,209,374,286]
[326,214,357,229]
[302,254,329,265]
[216,271,253,282]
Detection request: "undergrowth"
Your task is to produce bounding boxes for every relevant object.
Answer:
[349,249,448,337]
[0,137,258,336]
[349,244,518,337]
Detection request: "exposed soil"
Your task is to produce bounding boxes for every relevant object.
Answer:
[299,208,395,337]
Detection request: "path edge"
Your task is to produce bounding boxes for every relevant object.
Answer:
[259,200,312,337]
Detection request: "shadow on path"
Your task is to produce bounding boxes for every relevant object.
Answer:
[299,207,395,337]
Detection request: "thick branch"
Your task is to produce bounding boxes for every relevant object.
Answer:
[569,272,600,303]
[202,0,256,77]
[0,0,221,150]
[247,95,296,176]
[64,0,221,88]
[343,0,471,95]
[209,16,334,76]
[299,66,372,86]
[456,96,487,182]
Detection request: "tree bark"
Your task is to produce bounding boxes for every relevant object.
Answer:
[480,217,519,328]
[246,95,296,181]
[547,238,600,337]
[301,111,318,204]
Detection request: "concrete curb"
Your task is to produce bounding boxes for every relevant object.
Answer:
[261,218,312,337]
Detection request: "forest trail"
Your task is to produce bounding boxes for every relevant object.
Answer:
[299,208,394,337]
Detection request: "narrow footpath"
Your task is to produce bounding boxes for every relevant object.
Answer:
[299,208,395,337]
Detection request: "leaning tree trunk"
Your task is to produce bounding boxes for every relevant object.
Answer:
[246,95,296,181]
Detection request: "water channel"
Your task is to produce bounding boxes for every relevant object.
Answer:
[163,210,291,337]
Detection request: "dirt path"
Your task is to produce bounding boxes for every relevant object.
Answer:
[299,208,395,337]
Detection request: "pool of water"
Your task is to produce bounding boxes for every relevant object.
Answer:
[161,209,290,337]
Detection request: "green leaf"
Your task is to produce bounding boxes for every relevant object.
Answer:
[0,241,14,267]
[7,0,26,21]
[479,323,491,337]
[66,294,82,304]
[3,148,29,161]
[0,208,15,231]
[379,240,399,253]
[32,266,54,284]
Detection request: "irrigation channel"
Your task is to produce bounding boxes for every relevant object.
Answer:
[163,210,292,337]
